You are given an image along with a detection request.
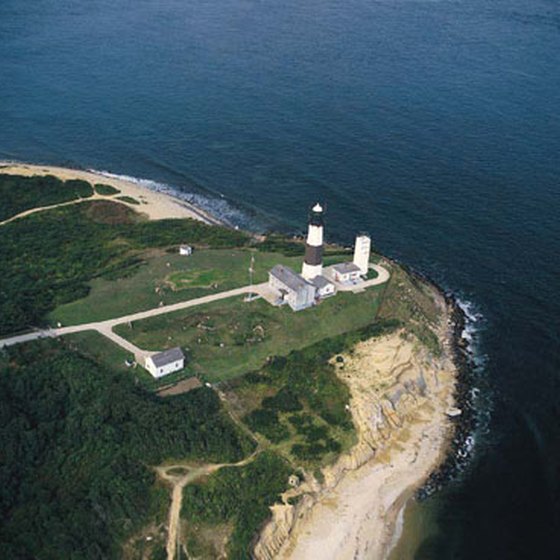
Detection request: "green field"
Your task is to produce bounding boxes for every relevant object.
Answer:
[0,197,248,335]
[114,283,385,381]
[48,249,348,326]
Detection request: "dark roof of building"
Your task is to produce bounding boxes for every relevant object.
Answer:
[311,275,334,289]
[333,262,361,274]
[150,347,185,367]
[270,265,311,292]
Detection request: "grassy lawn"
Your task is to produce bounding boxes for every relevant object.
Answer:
[49,249,348,326]
[63,330,199,390]
[114,283,386,382]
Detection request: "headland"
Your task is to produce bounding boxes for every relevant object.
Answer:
[0,163,471,560]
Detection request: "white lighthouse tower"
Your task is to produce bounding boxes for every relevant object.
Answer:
[353,234,371,276]
[301,203,325,280]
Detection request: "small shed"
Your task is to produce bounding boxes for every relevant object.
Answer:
[145,347,185,378]
[179,245,193,256]
[332,262,362,284]
[311,275,336,299]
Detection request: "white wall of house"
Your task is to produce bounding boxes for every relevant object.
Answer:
[333,270,361,284]
[145,358,184,378]
[317,283,336,298]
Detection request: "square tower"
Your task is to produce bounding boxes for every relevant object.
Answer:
[353,234,371,276]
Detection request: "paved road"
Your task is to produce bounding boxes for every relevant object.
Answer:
[0,264,391,358]
[323,263,391,292]
[0,283,267,354]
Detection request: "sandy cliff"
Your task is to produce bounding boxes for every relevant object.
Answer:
[254,300,456,560]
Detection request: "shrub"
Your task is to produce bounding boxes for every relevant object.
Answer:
[262,387,303,412]
[94,183,120,196]
[245,408,289,443]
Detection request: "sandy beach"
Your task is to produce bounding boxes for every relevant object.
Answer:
[0,161,219,224]
[255,313,457,560]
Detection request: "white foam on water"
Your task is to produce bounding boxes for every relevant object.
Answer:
[456,297,487,369]
[89,169,254,228]
[386,502,407,558]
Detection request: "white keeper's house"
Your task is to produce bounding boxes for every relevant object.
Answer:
[145,347,185,378]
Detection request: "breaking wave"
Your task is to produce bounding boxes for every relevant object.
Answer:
[90,169,261,230]
[417,295,490,500]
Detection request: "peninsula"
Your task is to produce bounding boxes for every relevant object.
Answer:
[0,163,467,560]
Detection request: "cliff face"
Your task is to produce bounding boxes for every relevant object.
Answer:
[253,313,456,560]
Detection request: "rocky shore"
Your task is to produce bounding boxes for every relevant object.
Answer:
[416,292,478,500]
[253,276,470,560]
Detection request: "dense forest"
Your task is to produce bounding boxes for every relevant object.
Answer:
[182,452,291,560]
[0,340,254,559]
[0,190,248,335]
[0,174,93,221]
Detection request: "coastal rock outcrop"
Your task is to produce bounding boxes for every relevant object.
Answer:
[253,306,457,560]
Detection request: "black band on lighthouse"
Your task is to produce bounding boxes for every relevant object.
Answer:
[304,244,323,266]
[309,211,324,227]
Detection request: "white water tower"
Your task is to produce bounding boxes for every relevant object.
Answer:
[353,234,371,276]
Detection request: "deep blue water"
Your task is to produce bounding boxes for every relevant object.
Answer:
[1,0,559,557]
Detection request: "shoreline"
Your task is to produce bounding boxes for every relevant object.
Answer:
[1,161,478,559]
[255,283,474,560]
[0,160,224,225]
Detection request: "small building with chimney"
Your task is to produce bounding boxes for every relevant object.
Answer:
[332,262,362,284]
[311,275,336,299]
[269,264,316,311]
[145,347,185,378]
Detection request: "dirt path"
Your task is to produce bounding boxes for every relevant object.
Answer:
[157,452,259,560]
[0,284,267,352]
[0,193,135,226]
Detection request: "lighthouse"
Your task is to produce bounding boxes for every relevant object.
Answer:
[301,203,325,280]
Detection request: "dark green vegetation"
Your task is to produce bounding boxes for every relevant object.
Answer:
[0,173,92,221]
[376,262,441,355]
[228,319,400,462]
[0,175,445,559]
[182,452,291,560]
[117,195,141,205]
[256,233,352,258]
[0,340,253,560]
[0,199,248,335]
[94,183,121,196]
[179,318,401,559]
[115,286,385,381]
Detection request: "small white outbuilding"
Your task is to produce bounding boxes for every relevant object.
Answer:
[179,245,193,256]
[332,262,362,284]
[311,275,336,299]
[145,347,185,378]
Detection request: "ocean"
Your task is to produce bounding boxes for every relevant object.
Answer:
[1,0,559,557]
